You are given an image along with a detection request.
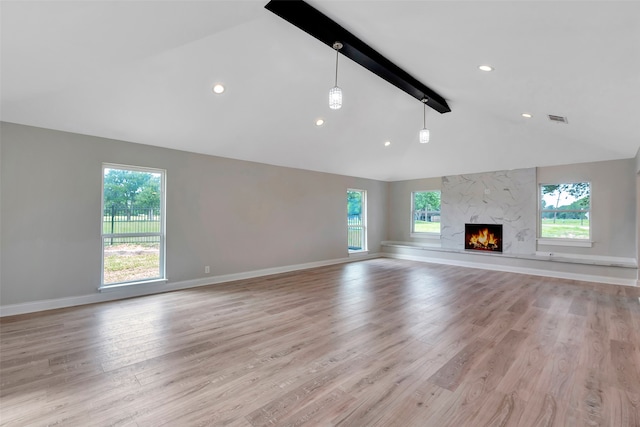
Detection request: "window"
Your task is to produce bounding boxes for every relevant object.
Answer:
[539,182,590,240]
[411,190,441,235]
[347,189,367,252]
[101,164,166,287]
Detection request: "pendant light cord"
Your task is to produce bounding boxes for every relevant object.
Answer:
[332,41,343,87]
[334,48,339,87]
[423,102,426,128]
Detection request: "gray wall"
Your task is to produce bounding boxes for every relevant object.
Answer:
[387,176,441,244]
[388,159,637,260]
[0,122,388,305]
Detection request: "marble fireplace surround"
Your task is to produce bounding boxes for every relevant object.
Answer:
[441,168,537,255]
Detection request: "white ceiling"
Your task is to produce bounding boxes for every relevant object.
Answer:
[2,1,639,181]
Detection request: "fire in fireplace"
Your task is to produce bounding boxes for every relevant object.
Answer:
[465,224,503,252]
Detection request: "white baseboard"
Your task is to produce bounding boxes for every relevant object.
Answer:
[0,253,380,317]
[383,252,639,287]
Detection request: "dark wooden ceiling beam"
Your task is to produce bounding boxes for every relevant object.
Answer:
[264,0,451,114]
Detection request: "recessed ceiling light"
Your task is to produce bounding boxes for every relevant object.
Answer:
[478,65,493,72]
[522,113,532,118]
[315,119,324,126]
[212,84,225,94]
[384,141,391,147]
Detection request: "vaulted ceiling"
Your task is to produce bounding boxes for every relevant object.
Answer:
[2,1,639,181]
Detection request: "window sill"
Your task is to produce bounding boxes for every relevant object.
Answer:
[410,233,441,239]
[537,238,593,248]
[99,278,168,292]
[348,250,369,257]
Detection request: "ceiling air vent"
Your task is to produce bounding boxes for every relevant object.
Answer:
[548,115,568,124]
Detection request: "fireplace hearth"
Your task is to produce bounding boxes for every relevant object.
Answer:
[465,224,503,252]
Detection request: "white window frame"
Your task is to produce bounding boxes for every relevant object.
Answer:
[347,189,367,253]
[410,190,441,237]
[538,181,592,247]
[100,163,167,289]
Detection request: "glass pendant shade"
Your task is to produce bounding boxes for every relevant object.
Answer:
[329,86,342,110]
[419,98,430,143]
[419,128,430,144]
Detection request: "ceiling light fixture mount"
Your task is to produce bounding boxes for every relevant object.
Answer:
[419,98,430,144]
[329,41,343,110]
[265,0,450,114]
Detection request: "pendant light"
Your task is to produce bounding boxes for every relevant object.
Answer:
[419,98,430,144]
[329,42,343,110]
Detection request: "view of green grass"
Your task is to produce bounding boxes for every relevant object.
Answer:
[540,218,590,239]
[103,219,160,234]
[413,220,441,233]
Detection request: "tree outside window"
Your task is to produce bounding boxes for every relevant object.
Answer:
[540,182,590,240]
[412,191,441,234]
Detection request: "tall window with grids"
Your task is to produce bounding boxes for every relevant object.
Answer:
[347,189,367,252]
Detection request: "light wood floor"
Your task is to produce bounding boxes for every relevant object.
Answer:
[1,259,640,426]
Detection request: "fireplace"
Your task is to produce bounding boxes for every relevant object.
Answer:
[465,223,503,252]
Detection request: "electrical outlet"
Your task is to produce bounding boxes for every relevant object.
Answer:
[205,266,210,274]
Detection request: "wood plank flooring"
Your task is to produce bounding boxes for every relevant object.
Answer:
[1,258,639,426]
